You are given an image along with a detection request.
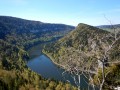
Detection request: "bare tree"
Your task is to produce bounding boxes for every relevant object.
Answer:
[98,16,120,90]
[59,18,120,90]
[61,53,88,90]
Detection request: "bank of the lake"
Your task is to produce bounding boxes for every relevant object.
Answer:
[42,50,66,69]
[27,44,90,90]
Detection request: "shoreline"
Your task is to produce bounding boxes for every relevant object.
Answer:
[42,50,98,74]
[42,50,66,69]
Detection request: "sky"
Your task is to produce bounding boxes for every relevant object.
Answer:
[0,0,120,26]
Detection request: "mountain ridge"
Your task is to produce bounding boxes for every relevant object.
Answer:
[97,24,120,32]
[0,16,77,90]
[0,16,75,49]
[43,23,120,89]
[43,23,120,71]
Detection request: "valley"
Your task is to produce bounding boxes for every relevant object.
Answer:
[0,16,120,90]
[43,23,120,89]
[0,16,77,90]
[27,44,88,90]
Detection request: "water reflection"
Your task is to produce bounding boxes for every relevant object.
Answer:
[27,44,89,89]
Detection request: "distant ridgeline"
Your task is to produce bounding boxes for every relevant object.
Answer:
[0,16,75,49]
[0,16,77,90]
[43,23,120,89]
[97,24,120,32]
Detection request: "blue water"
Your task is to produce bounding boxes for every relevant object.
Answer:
[27,55,64,80]
[27,44,89,89]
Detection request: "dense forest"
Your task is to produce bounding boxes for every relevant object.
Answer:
[0,16,75,49]
[43,23,120,89]
[43,23,120,64]
[0,16,120,90]
[0,16,77,90]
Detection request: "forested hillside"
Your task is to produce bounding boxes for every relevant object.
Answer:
[44,23,120,64]
[43,23,120,89]
[0,16,77,90]
[0,16,75,49]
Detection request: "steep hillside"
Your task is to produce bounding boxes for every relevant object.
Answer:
[43,23,120,70]
[0,16,77,90]
[0,16,75,49]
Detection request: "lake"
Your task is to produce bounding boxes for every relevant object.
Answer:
[27,44,89,89]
